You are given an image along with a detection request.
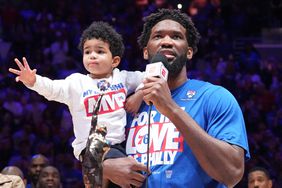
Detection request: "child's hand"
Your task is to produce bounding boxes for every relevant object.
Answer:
[125,90,143,115]
[9,57,37,87]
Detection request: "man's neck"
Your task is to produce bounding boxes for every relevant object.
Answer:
[167,67,188,90]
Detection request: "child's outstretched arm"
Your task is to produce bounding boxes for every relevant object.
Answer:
[125,90,143,115]
[8,57,37,87]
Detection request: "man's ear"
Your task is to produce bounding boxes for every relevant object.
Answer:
[187,47,193,60]
[112,56,121,68]
[143,47,149,60]
[268,180,273,188]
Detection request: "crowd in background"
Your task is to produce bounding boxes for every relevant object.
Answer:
[0,0,282,187]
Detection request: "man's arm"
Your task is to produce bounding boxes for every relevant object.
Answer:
[167,106,244,187]
[142,77,245,187]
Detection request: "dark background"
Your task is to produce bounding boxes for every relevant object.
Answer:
[1,0,282,187]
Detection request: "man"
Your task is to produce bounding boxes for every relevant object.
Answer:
[0,173,25,188]
[36,166,62,188]
[103,8,250,187]
[1,166,26,185]
[248,167,273,188]
[27,154,49,188]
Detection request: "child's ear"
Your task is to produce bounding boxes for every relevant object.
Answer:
[112,56,121,68]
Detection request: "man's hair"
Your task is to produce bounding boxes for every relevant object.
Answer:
[78,21,124,58]
[1,166,24,179]
[248,166,271,179]
[30,154,49,165]
[138,8,201,54]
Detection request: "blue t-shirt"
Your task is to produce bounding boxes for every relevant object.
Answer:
[126,79,250,188]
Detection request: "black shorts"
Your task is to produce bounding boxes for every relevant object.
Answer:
[79,143,127,162]
[103,144,127,160]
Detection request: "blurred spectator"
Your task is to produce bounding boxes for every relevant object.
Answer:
[36,166,62,188]
[26,154,49,188]
[43,30,69,66]
[1,166,27,186]
[8,134,32,176]
[0,173,25,188]
[55,153,83,188]
[247,166,273,188]
[3,88,23,118]
[0,38,12,63]
[0,107,14,170]
[239,42,261,74]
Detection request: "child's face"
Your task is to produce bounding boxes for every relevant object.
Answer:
[83,38,120,79]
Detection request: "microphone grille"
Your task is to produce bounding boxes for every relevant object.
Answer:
[150,53,168,65]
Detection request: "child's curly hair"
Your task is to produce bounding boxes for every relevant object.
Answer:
[78,21,124,58]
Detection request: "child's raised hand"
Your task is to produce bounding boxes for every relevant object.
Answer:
[8,57,37,87]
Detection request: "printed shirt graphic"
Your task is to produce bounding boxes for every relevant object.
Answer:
[126,79,250,188]
[84,86,126,116]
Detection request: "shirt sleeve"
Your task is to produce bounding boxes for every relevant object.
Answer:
[123,70,145,94]
[204,86,250,160]
[27,74,72,105]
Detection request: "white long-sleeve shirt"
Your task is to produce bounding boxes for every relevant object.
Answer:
[29,68,144,159]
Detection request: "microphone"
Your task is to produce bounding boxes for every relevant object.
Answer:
[145,53,168,81]
[143,53,169,106]
[144,53,169,188]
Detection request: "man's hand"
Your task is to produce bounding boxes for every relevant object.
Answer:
[8,57,37,87]
[103,157,148,188]
[142,77,175,116]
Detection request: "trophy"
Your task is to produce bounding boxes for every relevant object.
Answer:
[82,80,111,188]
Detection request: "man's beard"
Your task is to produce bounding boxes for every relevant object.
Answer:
[165,54,187,77]
[148,53,188,77]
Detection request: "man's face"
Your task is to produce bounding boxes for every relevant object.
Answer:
[144,19,193,77]
[248,171,272,188]
[29,157,48,182]
[37,166,61,188]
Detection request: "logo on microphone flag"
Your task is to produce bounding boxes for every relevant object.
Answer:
[161,66,168,80]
